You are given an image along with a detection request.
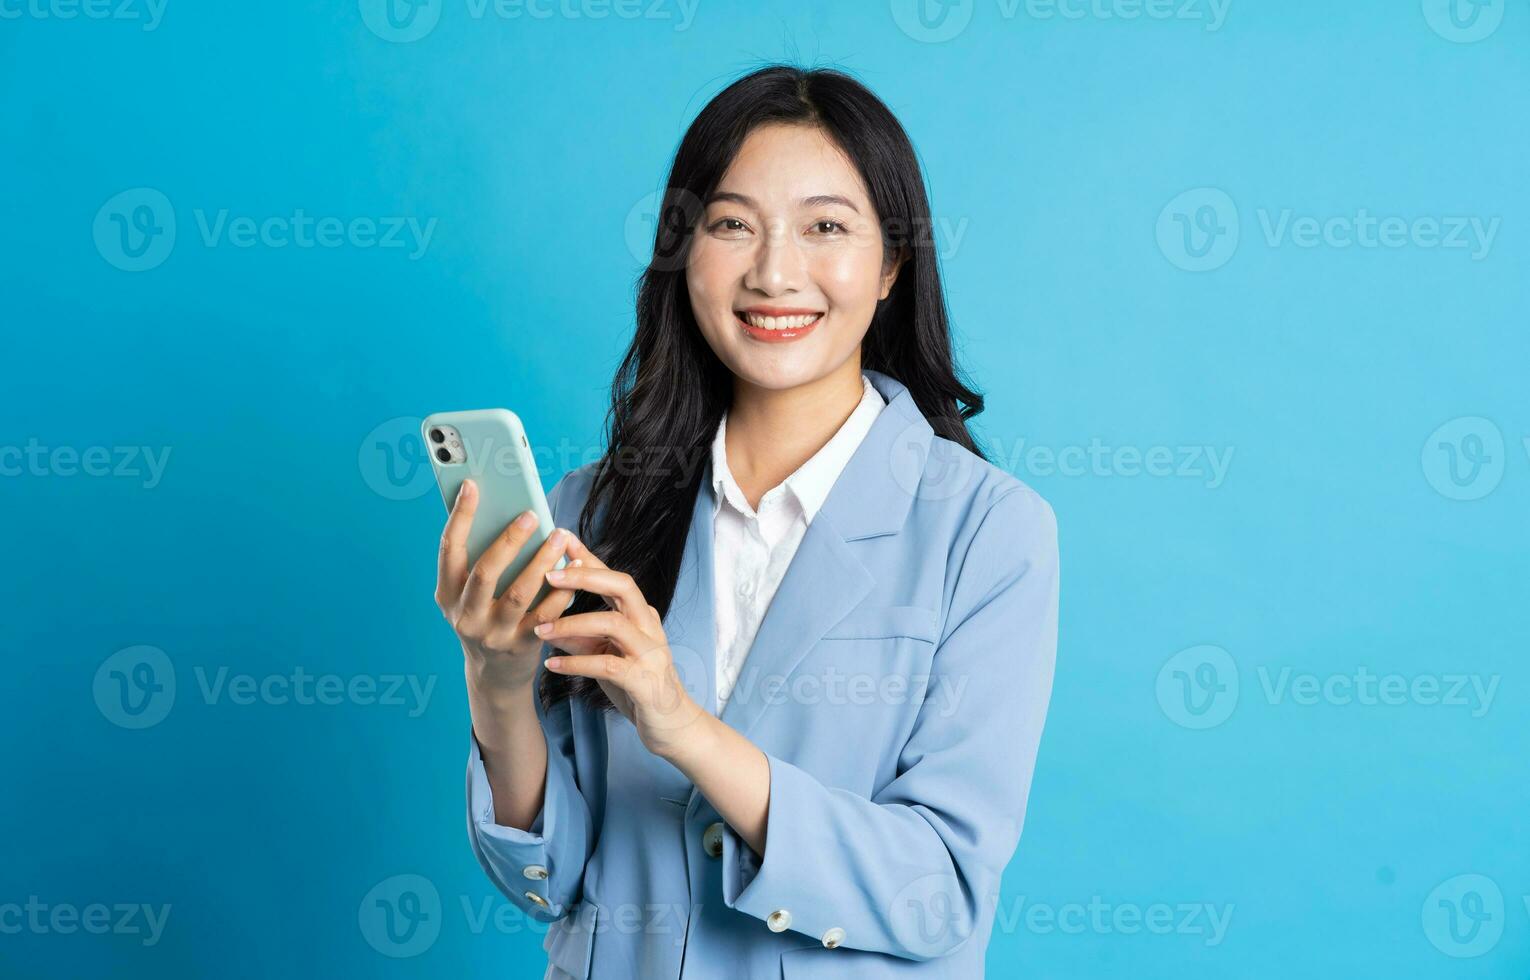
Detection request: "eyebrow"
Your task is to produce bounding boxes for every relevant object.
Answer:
[704,191,861,215]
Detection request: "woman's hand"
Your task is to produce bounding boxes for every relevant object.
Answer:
[533,533,708,759]
[436,479,581,701]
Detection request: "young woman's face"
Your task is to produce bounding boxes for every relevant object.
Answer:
[686,123,901,392]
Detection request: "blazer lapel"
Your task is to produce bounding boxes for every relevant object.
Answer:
[661,469,722,719]
[705,368,933,742]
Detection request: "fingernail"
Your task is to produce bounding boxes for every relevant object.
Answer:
[516,511,537,528]
[550,528,567,545]
[534,623,552,636]
[544,656,563,669]
[570,559,584,568]
[546,568,566,583]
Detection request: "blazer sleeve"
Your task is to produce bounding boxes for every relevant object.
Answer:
[718,487,1059,959]
[464,470,597,922]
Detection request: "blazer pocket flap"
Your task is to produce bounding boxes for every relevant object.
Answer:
[823,605,938,642]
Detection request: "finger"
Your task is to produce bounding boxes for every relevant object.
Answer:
[543,653,631,687]
[539,632,605,658]
[523,556,583,619]
[462,509,541,616]
[493,529,577,623]
[534,610,656,658]
[561,533,609,570]
[544,563,652,623]
[498,560,584,645]
[549,537,662,630]
[436,479,479,610]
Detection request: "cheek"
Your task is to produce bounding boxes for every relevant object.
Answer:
[813,246,885,307]
[686,241,737,309]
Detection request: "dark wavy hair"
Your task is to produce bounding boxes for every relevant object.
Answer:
[541,63,990,712]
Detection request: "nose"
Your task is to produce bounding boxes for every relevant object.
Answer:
[743,218,807,295]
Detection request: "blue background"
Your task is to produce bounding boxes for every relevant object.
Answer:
[3,0,1526,976]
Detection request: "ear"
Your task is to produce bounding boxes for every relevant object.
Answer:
[878,245,907,301]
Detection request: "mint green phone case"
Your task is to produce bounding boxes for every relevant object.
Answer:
[422,408,568,603]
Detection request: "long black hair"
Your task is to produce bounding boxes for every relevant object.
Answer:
[541,63,990,712]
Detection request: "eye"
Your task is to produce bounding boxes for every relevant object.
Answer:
[812,219,849,235]
[709,218,749,235]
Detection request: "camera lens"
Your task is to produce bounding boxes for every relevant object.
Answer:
[435,447,451,463]
[428,428,445,444]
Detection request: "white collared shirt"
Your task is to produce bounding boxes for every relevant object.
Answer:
[708,372,886,711]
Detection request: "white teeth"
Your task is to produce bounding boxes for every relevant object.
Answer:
[738,312,822,330]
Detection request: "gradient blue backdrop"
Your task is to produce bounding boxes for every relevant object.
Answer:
[3,0,1526,976]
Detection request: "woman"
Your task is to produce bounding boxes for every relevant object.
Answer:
[436,64,1059,979]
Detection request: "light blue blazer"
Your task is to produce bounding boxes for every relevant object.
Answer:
[465,368,1059,978]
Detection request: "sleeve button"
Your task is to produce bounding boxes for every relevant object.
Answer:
[821,926,845,948]
[703,821,725,858]
[524,891,550,909]
[522,864,548,880]
[766,908,792,932]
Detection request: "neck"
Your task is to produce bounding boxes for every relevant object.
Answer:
[724,360,865,511]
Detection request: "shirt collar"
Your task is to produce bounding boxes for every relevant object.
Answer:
[709,372,886,522]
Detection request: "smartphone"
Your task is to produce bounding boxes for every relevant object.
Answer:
[422,408,568,604]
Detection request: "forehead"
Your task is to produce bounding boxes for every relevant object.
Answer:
[714,123,871,209]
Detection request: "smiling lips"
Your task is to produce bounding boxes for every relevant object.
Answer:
[734,307,824,343]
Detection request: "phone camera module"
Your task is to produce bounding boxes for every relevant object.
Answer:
[435,447,451,463]
[428,428,446,444]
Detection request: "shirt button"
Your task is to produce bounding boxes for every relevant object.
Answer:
[703,821,725,858]
[767,908,792,932]
[524,891,550,910]
[821,926,845,948]
[521,864,548,880]
[737,580,754,597]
